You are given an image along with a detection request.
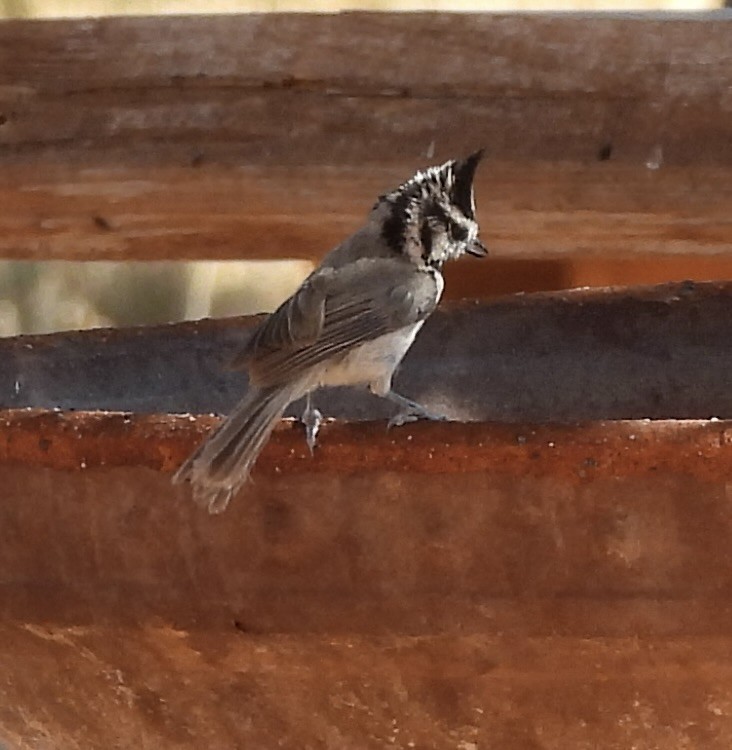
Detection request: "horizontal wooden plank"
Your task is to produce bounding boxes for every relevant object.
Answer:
[1,13,730,166]
[0,13,730,260]
[0,162,729,261]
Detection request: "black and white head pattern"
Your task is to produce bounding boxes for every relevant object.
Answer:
[378,150,487,269]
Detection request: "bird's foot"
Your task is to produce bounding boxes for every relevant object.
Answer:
[301,398,323,454]
[385,391,447,429]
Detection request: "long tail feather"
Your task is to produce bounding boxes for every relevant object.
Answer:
[173,382,304,514]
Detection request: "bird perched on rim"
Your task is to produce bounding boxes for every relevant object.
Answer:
[173,150,487,513]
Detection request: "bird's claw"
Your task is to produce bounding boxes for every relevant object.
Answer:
[387,404,447,429]
[303,406,323,454]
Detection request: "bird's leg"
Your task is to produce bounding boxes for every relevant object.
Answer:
[384,390,447,429]
[301,392,323,454]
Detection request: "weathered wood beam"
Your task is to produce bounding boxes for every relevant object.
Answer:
[1,163,730,262]
[1,13,730,166]
[0,13,730,261]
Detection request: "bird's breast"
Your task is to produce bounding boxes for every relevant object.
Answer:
[317,322,425,390]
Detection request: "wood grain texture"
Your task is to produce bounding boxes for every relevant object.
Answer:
[1,161,730,261]
[0,13,730,261]
[1,13,730,165]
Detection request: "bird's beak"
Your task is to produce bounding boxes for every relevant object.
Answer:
[466,238,488,258]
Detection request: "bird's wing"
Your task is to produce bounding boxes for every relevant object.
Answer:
[232,257,440,388]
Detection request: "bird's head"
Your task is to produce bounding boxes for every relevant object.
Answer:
[376,150,487,269]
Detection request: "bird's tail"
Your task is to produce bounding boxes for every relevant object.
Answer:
[172,382,304,514]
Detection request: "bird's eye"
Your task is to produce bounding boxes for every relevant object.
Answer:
[450,222,469,242]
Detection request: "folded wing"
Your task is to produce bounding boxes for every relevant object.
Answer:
[232,257,440,388]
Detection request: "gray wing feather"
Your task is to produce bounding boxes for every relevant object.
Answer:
[234,258,438,388]
[230,270,331,369]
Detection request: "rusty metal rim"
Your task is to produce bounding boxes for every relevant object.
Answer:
[0,408,730,482]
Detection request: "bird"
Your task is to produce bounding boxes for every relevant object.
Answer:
[173,150,487,514]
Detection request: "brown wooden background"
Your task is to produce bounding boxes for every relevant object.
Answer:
[1,13,730,270]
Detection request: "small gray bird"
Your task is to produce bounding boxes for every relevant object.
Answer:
[173,151,487,513]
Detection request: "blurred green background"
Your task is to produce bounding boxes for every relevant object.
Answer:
[0,260,313,336]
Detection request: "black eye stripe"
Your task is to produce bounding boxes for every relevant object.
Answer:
[450,222,469,241]
[420,219,433,258]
